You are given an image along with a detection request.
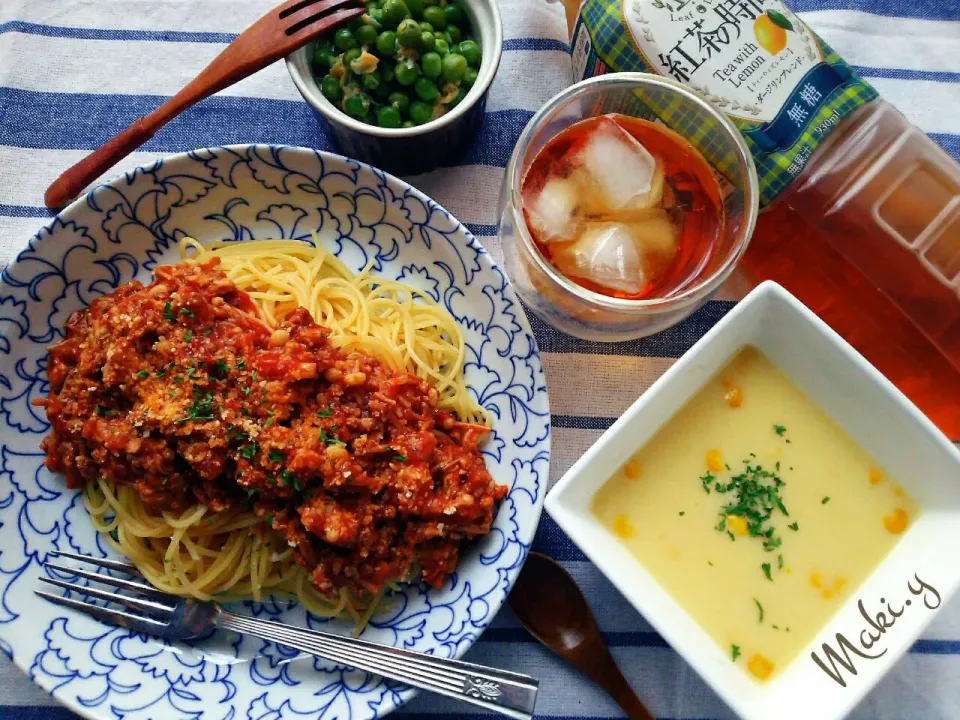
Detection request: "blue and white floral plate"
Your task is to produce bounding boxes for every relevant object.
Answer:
[0,146,550,720]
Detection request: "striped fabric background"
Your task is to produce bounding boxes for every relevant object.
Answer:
[1,0,958,717]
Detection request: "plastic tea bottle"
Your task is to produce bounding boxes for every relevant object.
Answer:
[549,0,960,437]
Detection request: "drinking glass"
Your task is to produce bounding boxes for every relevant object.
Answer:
[498,73,759,342]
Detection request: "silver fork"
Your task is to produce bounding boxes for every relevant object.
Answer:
[37,551,539,720]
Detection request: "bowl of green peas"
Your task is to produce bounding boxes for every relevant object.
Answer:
[286,0,500,176]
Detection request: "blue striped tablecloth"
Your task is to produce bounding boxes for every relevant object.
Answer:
[1,0,958,718]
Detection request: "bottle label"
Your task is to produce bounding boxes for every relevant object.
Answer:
[571,0,879,205]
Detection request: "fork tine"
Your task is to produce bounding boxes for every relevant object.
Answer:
[278,0,360,21]
[39,576,176,618]
[50,550,142,576]
[46,562,167,597]
[35,590,169,632]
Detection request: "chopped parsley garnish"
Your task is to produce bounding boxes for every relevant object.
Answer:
[109,528,119,542]
[236,358,246,370]
[280,469,296,486]
[731,644,741,662]
[242,386,252,396]
[95,405,114,416]
[157,362,173,378]
[251,370,259,383]
[179,390,216,423]
[268,449,286,463]
[293,477,303,492]
[754,598,764,623]
[388,447,408,461]
[184,331,193,342]
[264,418,275,428]
[205,328,212,336]
[678,511,685,516]
[704,458,789,560]
[761,563,772,581]
[163,302,176,322]
[266,514,274,526]
[317,406,332,418]
[210,358,230,379]
[320,428,346,447]
[707,561,714,566]
[136,370,149,378]
[822,496,830,504]
[774,424,787,436]
[777,554,784,569]
[240,442,261,460]
[788,522,798,531]
[228,427,249,443]
[180,308,195,318]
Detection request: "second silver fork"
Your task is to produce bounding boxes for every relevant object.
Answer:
[38,550,538,720]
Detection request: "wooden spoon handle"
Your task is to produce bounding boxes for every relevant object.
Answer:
[605,666,657,720]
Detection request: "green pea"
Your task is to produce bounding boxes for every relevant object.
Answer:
[434,38,450,56]
[395,58,420,85]
[405,0,424,17]
[447,25,462,44]
[375,31,397,55]
[422,5,446,29]
[437,31,452,45]
[381,0,409,28]
[343,92,371,119]
[422,0,439,5]
[311,44,336,71]
[368,8,384,26]
[362,72,381,91]
[348,18,364,33]
[334,28,358,51]
[448,86,467,107]
[462,66,478,88]
[321,75,343,103]
[420,31,435,52]
[397,18,421,48]
[458,40,481,67]
[419,21,433,32]
[344,47,363,67]
[388,91,410,114]
[380,60,396,83]
[441,52,467,82]
[445,3,466,25]
[365,1,380,12]
[403,120,415,128]
[409,100,433,125]
[421,51,442,79]
[377,105,403,128]
[355,24,378,46]
[414,76,440,101]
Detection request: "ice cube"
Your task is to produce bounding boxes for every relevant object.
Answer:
[576,117,664,212]
[552,213,679,295]
[525,176,581,243]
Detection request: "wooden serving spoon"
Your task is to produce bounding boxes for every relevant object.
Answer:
[44,0,365,210]
[508,552,657,720]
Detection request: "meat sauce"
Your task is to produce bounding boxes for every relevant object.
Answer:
[37,259,506,596]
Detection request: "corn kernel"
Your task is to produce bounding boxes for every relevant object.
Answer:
[706,449,724,472]
[747,654,775,681]
[724,386,743,409]
[834,577,847,593]
[612,514,635,539]
[624,459,643,480]
[869,468,884,485]
[822,589,835,600]
[726,514,748,536]
[883,508,909,534]
[894,486,905,498]
[810,572,822,589]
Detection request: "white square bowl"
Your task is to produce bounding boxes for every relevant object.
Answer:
[545,280,960,720]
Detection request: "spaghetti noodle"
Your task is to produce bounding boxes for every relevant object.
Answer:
[40,240,499,627]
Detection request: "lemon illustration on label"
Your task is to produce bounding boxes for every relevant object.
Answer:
[754,10,794,56]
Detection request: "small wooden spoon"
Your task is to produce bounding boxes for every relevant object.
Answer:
[44,0,365,210]
[508,552,656,720]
